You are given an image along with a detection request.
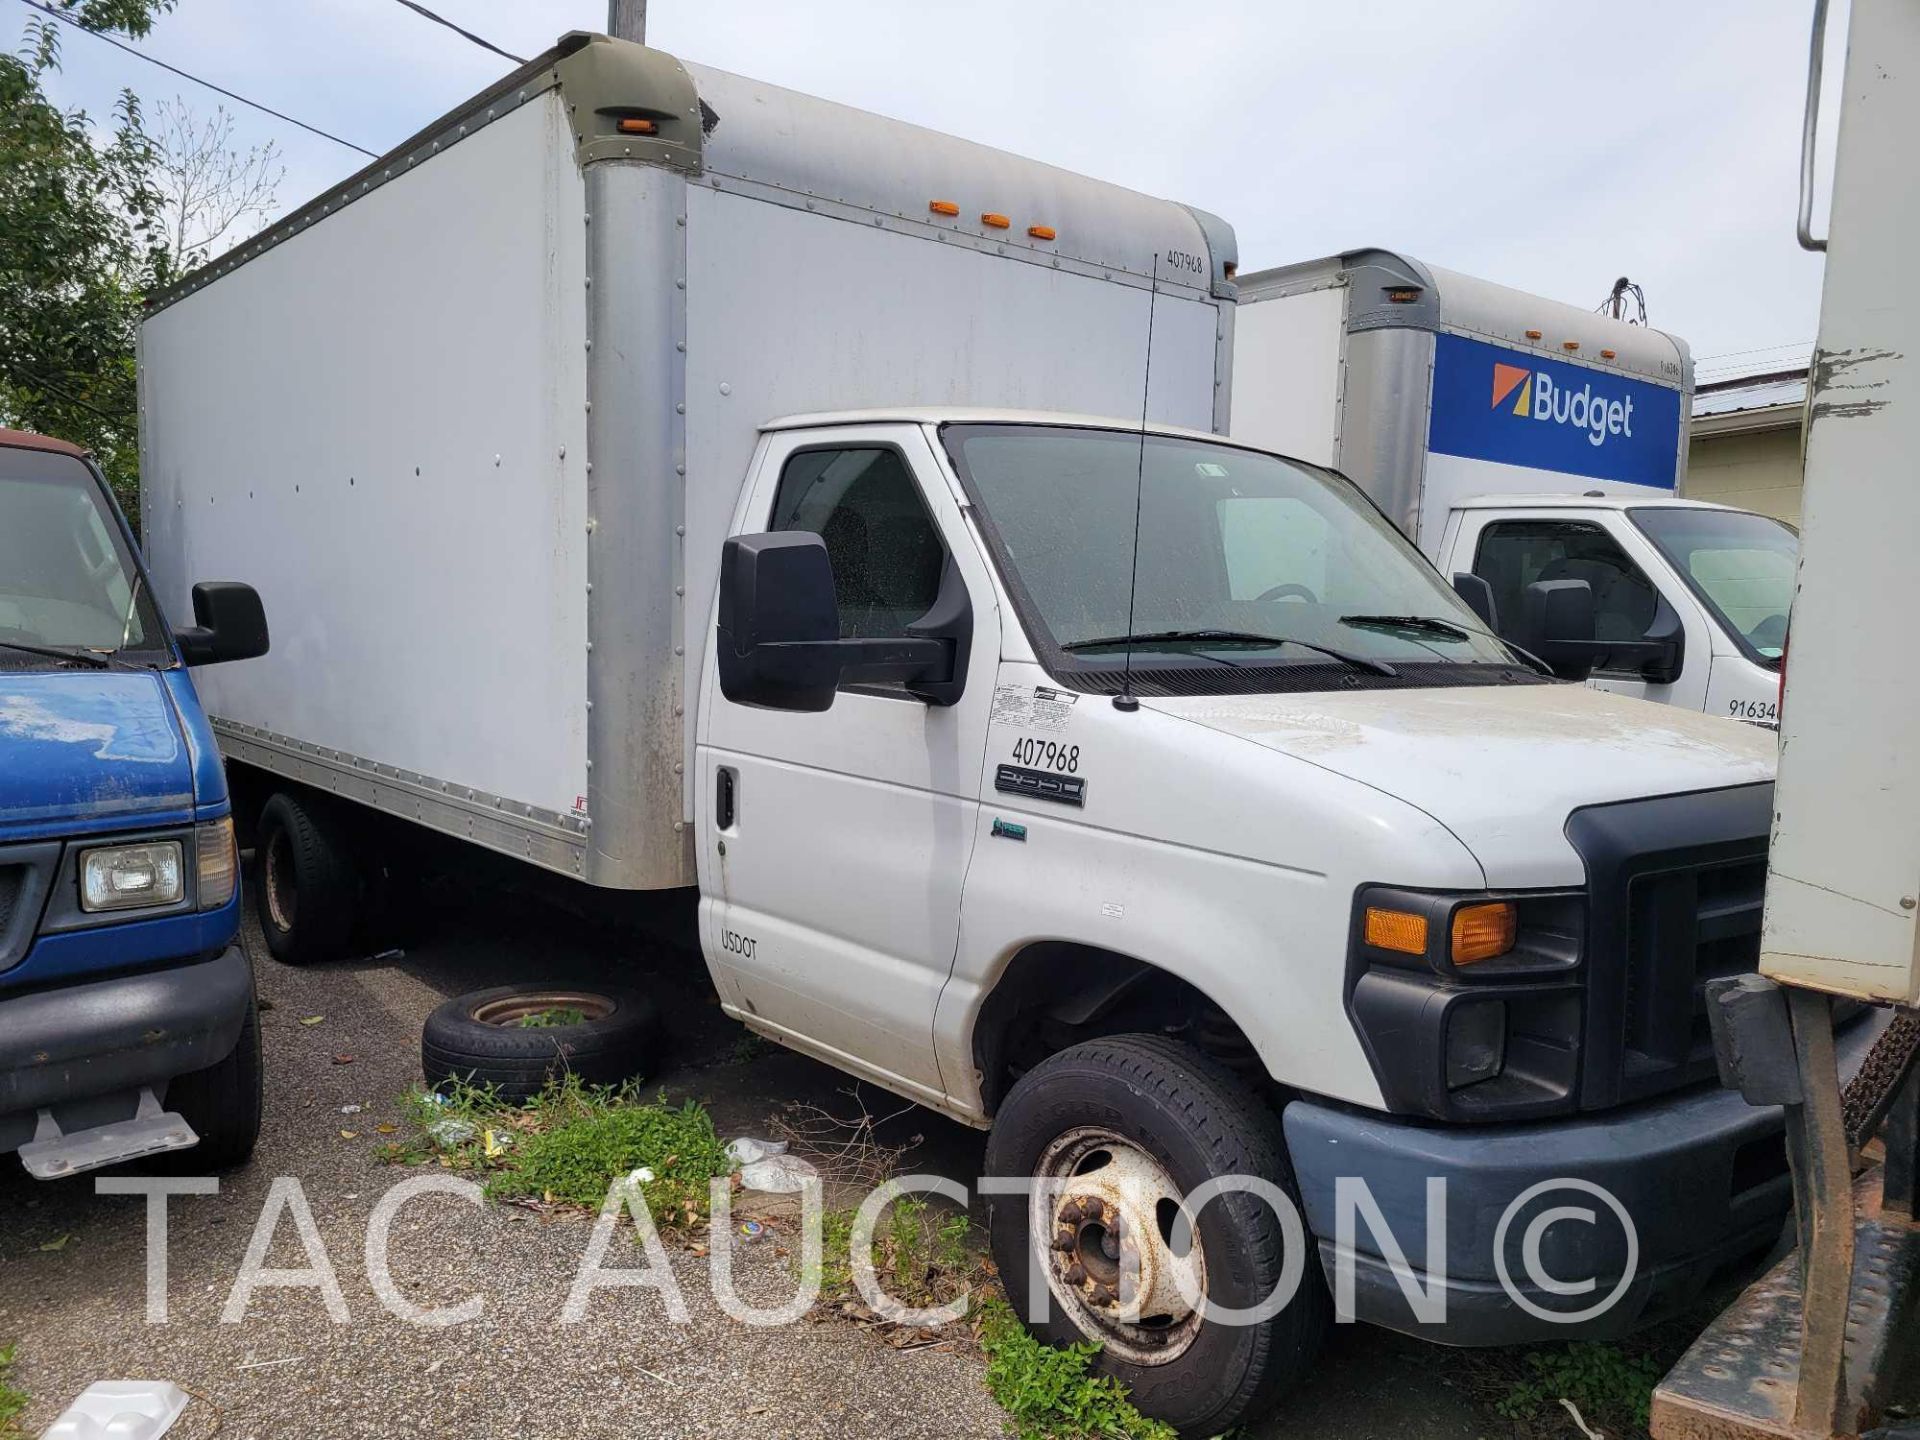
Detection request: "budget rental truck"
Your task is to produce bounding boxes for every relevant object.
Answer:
[1232,253,1796,726]
[0,428,268,1181]
[141,33,1869,1436]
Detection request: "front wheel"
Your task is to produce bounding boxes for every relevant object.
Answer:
[982,1034,1328,1438]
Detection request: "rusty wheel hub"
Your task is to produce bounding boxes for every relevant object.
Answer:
[1033,1130,1207,1365]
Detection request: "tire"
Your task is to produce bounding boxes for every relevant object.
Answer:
[982,1034,1329,1439]
[164,987,264,1171]
[253,792,358,966]
[421,985,660,1101]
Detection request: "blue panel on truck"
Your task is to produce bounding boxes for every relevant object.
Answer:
[1427,332,1682,488]
[0,672,195,837]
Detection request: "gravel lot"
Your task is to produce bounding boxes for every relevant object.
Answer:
[0,878,1490,1439]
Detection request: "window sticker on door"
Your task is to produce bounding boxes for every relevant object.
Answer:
[990,683,1078,732]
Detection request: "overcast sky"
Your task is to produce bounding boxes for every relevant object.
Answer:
[30,0,1838,380]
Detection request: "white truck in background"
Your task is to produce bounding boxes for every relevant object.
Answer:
[139,32,1868,1437]
[1231,251,1796,726]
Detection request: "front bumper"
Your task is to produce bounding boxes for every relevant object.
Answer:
[0,945,251,1151]
[1282,1011,1883,1345]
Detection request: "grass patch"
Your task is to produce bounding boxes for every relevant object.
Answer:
[0,1343,28,1440]
[978,1299,1174,1440]
[1494,1341,1666,1433]
[384,1075,733,1229]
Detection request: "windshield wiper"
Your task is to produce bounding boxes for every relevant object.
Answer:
[1340,613,1554,678]
[1339,614,1474,641]
[0,638,110,670]
[1063,628,1397,677]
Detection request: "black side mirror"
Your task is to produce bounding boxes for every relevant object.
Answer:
[1451,573,1498,633]
[716,533,970,712]
[175,581,268,666]
[1627,594,1686,686]
[1522,579,1597,681]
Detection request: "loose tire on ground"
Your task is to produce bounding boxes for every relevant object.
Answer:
[253,792,359,966]
[421,985,660,1101]
[982,1033,1329,1438]
[164,988,264,1171]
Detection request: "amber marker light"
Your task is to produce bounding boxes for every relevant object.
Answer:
[1365,907,1429,956]
[1451,902,1518,965]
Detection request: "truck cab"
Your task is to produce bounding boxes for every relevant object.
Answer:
[0,429,268,1179]
[1434,493,1794,726]
[1230,249,1793,724]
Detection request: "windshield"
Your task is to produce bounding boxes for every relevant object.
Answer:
[0,447,168,665]
[942,424,1523,691]
[1629,505,1796,664]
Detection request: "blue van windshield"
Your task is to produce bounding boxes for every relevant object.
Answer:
[0,448,168,664]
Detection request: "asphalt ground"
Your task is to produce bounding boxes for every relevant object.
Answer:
[0,873,1491,1439]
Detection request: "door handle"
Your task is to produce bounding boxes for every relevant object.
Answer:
[716,766,737,831]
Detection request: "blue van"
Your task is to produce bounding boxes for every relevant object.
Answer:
[0,429,268,1179]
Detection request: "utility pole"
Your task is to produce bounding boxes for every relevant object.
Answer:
[607,0,645,42]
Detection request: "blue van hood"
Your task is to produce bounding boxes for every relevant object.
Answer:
[0,671,198,838]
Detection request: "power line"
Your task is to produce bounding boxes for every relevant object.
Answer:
[388,0,524,64]
[12,0,377,157]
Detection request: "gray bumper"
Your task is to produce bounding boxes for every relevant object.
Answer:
[0,946,252,1133]
[1283,1013,1883,1346]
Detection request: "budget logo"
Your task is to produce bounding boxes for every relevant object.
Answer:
[1491,360,1634,448]
[1491,362,1532,417]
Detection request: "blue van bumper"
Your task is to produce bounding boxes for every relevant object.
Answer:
[1282,1013,1883,1345]
[0,944,251,1149]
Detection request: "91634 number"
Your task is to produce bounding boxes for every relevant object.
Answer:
[1728,698,1779,725]
[1010,737,1079,773]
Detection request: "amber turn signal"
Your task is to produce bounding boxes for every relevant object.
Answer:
[1365,906,1429,956]
[616,117,657,135]
[1450,902,1518,965]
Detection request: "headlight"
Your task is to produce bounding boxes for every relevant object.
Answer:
[80,841,185,912]
[1348,885,1585,1121]
[196,816,238,911]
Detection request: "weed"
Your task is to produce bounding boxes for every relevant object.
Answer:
[385,1075,733,1229]
[1493,1340,1667,1435]
[514,1007,586,1029]
[977,1300,1174,1440]
[808,1189,981,1313]
[728,1033,772,1063]
[0,1343,28,1440]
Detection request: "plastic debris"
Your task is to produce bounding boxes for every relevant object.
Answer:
[726,1136,819,1194]
[40,1380,188,1440]
[426,1119,476,1149]
[626,1166,656,1188]
[339,1104,363,1115]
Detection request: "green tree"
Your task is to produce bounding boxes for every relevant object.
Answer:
[0,0,177,523]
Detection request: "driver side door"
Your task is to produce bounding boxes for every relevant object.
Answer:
[695,425,999,1106]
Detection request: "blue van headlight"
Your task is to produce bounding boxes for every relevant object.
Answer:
[79,841,185,912]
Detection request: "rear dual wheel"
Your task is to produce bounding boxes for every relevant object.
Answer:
[983,1034,1328,1438]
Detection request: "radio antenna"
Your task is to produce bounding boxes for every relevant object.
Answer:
[1113,252,1161,713]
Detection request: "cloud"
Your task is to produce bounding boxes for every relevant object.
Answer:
[24,0,1832,364]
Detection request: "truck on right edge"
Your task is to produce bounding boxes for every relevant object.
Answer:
[1232,251,1797,727]
[137,32,1868,1438]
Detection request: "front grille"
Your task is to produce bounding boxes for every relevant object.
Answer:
[0,842,61,975]
[1618,856,1766,1097]
[1566,783,1774,1111]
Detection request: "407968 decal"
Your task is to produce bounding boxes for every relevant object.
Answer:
[1009,737,1080,773]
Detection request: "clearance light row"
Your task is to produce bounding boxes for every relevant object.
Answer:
[928,199,1055,242]
[1385,287,1621,361]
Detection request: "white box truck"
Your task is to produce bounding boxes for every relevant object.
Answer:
[1232,252,1797,726]
[140,33,1872,1436]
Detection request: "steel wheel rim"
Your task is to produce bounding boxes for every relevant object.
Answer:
[1029,1126,1209,1366]
[263,828,295,932]
[468,990,615,1027]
